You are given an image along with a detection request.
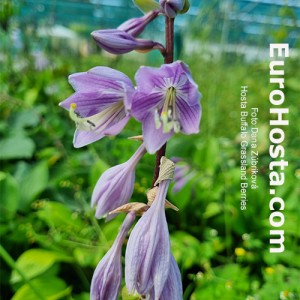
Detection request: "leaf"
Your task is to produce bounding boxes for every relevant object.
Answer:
[11,249,72,284]
[0,136,35,160]
[10,109,40,132]
[36,201,85,231]
[24,88,39,106]
[203,202,222,219]
[12,276,71,300]
[0,172,20,221]
[133,0,160,13]
[18,161,49,211]
[73,247,104,267]
[74,292,90,300]
[170,231,202,270]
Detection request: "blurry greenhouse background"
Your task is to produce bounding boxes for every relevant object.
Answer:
[1,0,300,299]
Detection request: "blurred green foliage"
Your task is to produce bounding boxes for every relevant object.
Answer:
[1,9,300,300]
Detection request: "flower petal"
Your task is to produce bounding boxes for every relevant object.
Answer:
[73,129,105,148]
[131,92,164,121]
[142,113,173,154]
[176,99,201,134]
[125,180,171,297]
[60,91,123,118]
[90,212,136,300]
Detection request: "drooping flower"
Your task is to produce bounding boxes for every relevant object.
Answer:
[92,144,146,219]
[131,61,202,154]
[90,211,136,300]
[59,66,134,148]
[117,10,160,37]
[149,254,183,300]
[91,29,164,55]
[159,0,184,18]
[125,179,171,299]
[172,157,196,193]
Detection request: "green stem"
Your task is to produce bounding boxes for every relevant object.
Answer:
[0,245,47,300]
[152,16,174,187]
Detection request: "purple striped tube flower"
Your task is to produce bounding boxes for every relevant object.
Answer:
[117,10,160,37]
[125,179,171,299]
[92,144,146,219]
[59,66,134,148]
[131,61,202,154]
[90,211,136,300]
[149,254,183,300]
[160,0,184,18]
[91,29,164,55]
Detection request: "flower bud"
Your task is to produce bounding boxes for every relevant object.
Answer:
[159,0,184,18]
[117,10,159,37]
[92,144,146,219]
[90,212,136,300]
[91,29,163,55]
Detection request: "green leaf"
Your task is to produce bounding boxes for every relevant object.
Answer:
[73,247,103,267]
[12,276,71,300]
[133,0,160,13]
[0,136,35,160]
[11,249,72,284]
[170,231,202,270]
[11,109,40,132]
[37,201,84,230]
[0,172,20,221]
[203,202,222,219]
[74,292,90,300]
[18,161,49,211]
[24,88,39,106]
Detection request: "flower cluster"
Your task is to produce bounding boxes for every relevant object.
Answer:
[60,1,201,299]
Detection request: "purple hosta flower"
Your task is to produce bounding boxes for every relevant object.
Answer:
[160,0,184,18]
[91,29,163,55]
[92,144,146,219]
[90,211,136,300]
[149,254,183,300]
[131,61,202,154]
[117,10,159,37]
[173,158,196,193]
[59,66,134,148]
[125,179,171,299]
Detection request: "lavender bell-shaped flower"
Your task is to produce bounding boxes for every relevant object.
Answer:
[131,61,202,154]
[149,254,183,300]
[125,179,171,299]
[91,29,164,55]
[90,211,136,300]
[92,144,146,219]
[160,0,184,18]
[117,10,159,37]
[59,66,134,148]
